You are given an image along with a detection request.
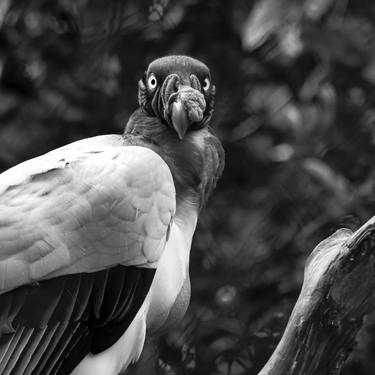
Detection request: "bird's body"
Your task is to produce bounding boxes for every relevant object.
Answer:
[0,56,224,374]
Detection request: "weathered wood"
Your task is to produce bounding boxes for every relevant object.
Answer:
[260,216,375,375]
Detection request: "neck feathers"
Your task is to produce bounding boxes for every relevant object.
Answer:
[124,109,224,211]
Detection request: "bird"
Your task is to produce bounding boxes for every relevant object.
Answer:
[0,55,224,375]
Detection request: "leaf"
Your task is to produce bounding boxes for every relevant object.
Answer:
[242,0,301,50]
[241,0,284,50]
[0,0,11,27]
[301,158,350,199]
[304,0,335,21]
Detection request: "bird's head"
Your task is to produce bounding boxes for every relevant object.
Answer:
[138,55,215,140]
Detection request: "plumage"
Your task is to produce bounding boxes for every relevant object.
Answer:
[0,55,224,374]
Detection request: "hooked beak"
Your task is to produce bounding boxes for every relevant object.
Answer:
[168,84,206,140]
[171,100,189,140]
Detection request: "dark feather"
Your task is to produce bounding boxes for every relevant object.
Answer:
[124,110,224,209]
[0,266,154,375]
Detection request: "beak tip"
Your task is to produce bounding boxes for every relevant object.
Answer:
[171,100,190,140]
[177,132,184,140]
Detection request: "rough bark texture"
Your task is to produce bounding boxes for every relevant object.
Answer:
[259,216,375,375]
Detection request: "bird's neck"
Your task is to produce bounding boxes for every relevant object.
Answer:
[123,109,224,213]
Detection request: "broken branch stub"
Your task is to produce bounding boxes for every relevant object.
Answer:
[259,216,375,375]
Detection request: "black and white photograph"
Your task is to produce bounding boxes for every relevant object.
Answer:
[0,0,374,374]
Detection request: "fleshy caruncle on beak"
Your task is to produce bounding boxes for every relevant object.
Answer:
[170,86,206,140]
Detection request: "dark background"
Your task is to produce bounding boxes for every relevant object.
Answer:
[1,0,375,374]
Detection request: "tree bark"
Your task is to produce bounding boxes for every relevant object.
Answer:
[260,216,375,375]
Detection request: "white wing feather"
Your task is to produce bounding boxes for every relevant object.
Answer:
[0,135,176,293]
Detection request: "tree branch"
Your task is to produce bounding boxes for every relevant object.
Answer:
[260,216,375,375]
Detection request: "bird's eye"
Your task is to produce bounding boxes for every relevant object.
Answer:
[202,77,210,92]
[147,74,158,90]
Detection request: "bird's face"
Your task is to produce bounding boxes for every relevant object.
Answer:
[138,56,215,139]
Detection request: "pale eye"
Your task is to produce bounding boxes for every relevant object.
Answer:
[202,77,210,92]
[147,74,158,90]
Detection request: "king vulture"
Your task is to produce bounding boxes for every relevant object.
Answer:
[0,55,224,374]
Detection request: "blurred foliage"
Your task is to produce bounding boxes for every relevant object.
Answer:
[1,0,375,374]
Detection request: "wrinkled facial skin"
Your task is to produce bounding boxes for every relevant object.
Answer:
[138,56,216,139]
